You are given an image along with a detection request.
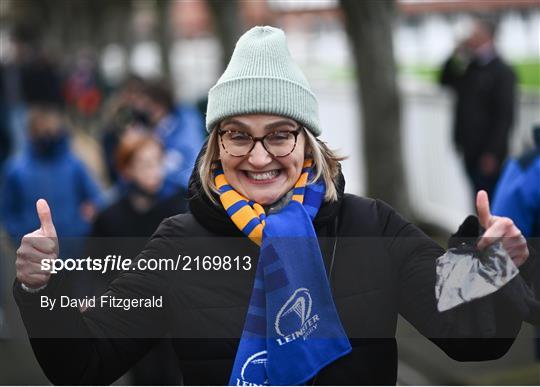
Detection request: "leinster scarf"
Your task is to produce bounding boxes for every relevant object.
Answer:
[214,160,351,385]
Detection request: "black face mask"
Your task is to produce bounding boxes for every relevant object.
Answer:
[127,181,159,201]
[32,133,68,158]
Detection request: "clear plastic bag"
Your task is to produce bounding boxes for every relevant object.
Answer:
[435,242,519,312]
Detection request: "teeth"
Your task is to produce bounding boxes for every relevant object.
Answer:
[246,170,279,181]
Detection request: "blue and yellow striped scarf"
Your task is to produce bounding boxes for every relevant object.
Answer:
[214,160,351,385]
[214,159,316,245]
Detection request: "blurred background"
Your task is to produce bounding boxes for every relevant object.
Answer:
[0,0,539,385]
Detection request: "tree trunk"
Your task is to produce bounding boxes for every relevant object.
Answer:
[205,0,243,71]
[156,0,172,81]
[339,0,408,214]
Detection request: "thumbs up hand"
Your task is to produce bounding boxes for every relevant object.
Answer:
[476,190,529,267]
[37,199,58,239]
[16,199,59,289]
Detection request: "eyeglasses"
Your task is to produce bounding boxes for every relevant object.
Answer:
[218,127,303,157]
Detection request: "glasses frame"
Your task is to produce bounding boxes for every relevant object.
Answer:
[218,126,304,158]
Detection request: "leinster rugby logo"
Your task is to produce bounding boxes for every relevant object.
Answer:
[236,351,268,386]
[275,288,320,346]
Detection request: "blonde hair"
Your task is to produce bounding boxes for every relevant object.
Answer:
[197,126,345,204]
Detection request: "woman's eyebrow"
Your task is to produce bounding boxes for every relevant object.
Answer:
[221,118,248,128]
[264,120,296,130]
[221,118,296,130]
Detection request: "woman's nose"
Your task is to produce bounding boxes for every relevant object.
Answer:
[248,141,272,167]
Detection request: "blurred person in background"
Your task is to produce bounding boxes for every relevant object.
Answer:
[100,75,150,185]
[440,16,516,199]
[64,49,104,122]
[0,104,103,244]
[134,81,205,196]
[0,23,64,157]
[89,131,186,385]
[92,131,187,246]
[0,82,12,172]
[0,23,98,335]
[492,125,540,360]
[0,74,9,337]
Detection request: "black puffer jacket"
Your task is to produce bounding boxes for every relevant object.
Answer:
[14,169,533,385]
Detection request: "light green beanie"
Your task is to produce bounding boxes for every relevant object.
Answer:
[206,26,322,136]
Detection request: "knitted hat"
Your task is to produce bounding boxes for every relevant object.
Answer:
[206,26,321,136]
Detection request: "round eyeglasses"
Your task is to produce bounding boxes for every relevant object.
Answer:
[218,127,303,157]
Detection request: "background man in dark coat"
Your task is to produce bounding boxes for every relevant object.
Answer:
[440,17,516,199]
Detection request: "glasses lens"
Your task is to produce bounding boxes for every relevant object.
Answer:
[222,131,253,156]
[264,131,296,157]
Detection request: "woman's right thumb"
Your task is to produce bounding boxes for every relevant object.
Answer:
[36,199,57,237]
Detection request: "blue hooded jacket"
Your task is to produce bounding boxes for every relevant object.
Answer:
[154,104,205,196]
[0,135,103,243]
[492,149,540,237]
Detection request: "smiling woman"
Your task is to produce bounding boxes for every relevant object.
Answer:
[216,115,307,205]
[13,26,537,387]
[198,116,343,207]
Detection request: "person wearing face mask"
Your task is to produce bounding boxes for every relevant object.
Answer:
[91,131,187,240]
[86,130,188,295]
[12,27,538,386]
[0,104,103,244]
[134,81,206,197]
[88,131,186,386]
[439,17,516,200]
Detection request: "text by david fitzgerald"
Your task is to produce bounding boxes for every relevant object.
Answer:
[41,295,163,311]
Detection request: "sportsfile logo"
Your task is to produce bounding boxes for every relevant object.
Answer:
[274,288,320,346]
[235,350,269,386]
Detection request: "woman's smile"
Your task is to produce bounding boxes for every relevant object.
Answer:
[242,169,282,183]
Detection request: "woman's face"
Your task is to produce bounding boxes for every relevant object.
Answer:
[126,141,164,194]
[218,114,306,205]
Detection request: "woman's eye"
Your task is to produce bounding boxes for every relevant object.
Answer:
[229,132,251,141]
[268,132,291,141]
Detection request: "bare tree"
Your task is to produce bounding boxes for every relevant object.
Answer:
[340,0,408,213]
[155,0,172,81]
[9,0,121,61]
[205,0,244,70]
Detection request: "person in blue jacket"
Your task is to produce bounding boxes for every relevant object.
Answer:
[0,104,103,244]
[492,125,540,358]
[136,81,205,197]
